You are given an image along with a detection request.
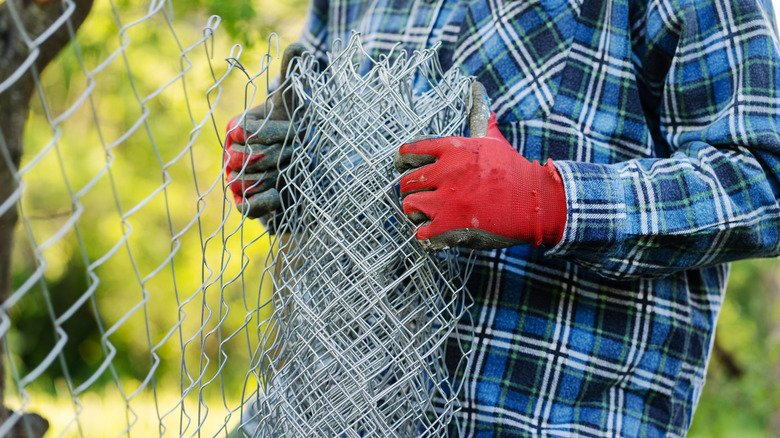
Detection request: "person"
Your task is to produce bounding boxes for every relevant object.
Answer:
[223,0,780,436]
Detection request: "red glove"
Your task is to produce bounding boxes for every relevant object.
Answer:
[394,113,567,250]
[224,114,291,217]
[224,43,304,219]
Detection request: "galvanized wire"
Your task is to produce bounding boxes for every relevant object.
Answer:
[233,34,475,437]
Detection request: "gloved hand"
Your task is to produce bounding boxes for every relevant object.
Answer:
[224,43,304,219]
[393,82,567,250]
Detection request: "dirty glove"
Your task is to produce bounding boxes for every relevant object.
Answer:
[393,82,567,250]
[224,43,304,219]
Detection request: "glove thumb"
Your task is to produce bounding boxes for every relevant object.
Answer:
[467,81,502,141]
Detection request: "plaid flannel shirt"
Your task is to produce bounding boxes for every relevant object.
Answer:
[298,0,780,436]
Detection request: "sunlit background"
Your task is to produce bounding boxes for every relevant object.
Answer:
[5,0,779,436]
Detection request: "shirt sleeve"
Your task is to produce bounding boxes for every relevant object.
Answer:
[299,0,330,65]
[546,0,780,279]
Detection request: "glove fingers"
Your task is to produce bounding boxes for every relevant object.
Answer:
[227,142,294,172]
[399,164,440,196]
[227,101,288,139]
[239,119,292,145]
[393,151,437,173]
[395,137,458,166]
[425,229,523,251]
[405,211,430,226]
[226,116,244,143]
[227,114,288,144]
[227,169,279,199]
[402,191,439,228]
[225,141,263,170]
[248,143,294,171]
[237,189,282,220]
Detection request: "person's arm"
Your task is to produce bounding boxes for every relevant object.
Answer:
[546,0,780,279]
[395,0,780,280]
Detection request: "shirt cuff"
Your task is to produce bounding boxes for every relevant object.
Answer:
[545,160,628,260]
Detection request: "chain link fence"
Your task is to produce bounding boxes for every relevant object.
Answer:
[0,1,473,436]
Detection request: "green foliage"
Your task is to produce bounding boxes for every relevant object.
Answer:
[9,254,121,391]
[689,258,780,437]
[199,0,309,47]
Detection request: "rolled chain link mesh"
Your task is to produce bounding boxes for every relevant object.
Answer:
[0,1,475,436]
[237,35,475,437]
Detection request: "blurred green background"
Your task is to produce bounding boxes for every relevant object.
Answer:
[8,1,309,435]
[6,0,780,436]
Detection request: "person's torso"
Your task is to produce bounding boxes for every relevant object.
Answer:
[303,1,726,435]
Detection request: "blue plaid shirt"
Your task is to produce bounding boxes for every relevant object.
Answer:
[298,0,780,436]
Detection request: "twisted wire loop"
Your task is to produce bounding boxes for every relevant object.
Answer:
[238,34,476,437]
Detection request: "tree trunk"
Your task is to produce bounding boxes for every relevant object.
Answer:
[0,0,93,432]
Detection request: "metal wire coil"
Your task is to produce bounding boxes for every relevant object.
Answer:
[238,34,475,437]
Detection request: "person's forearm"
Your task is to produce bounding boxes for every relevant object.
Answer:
[547,143,780,279]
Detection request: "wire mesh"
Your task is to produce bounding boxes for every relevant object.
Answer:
[1,1,265,436]
[0,1,474,436]
[231,35,475,437]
